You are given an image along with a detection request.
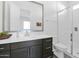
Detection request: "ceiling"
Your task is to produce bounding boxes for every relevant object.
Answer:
[8,1,79,17]
[36,1,79,11]
[35,1,79,17]
[9,1,79,12]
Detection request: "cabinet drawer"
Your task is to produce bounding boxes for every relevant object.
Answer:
[43,47,52,52]
[43,46,52,50]
[11,40,42,49]
[28,39,42,46]
[42,38,52,48]
[11,42,28,49]
[0,44,10,52]
[42,37,52,43]
[43,42,52,47]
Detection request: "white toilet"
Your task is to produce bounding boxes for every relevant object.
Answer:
[53,42,67,58]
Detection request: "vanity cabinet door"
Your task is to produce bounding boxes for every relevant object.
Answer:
[11,47,29,58]
[30,45,42,58]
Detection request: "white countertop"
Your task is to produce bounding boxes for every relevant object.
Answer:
[0,33,52,44]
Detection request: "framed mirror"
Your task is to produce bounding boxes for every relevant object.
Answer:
[3,1,44,32]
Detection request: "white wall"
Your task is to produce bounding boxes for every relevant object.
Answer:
[0,2,3,32]
[73,3,79,57]
[58,8,73,53]
[4,2,9,31]
[9,2,20,31]
[43,2,58,43]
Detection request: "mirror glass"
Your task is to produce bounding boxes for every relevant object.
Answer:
[3,1,43,32]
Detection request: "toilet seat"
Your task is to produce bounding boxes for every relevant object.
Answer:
[53,42,67,51]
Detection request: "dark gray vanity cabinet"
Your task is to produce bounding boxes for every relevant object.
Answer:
[0,44,10,58]
[10,39,42,58]
[0,37,52,58]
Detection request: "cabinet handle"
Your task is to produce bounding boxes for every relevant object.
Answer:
[0,48,4,50]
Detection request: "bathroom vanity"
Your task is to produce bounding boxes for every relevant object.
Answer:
[0,35,53,58]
